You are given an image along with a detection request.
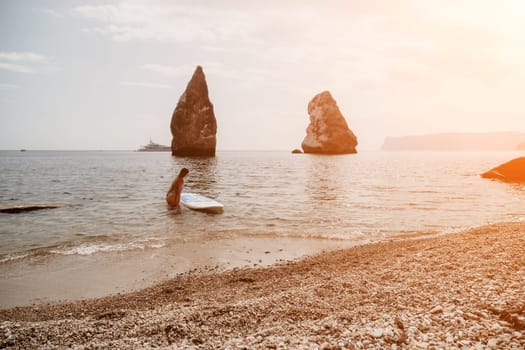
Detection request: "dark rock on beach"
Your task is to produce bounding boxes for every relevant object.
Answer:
[170,66,217,156]
[481,157,525,182]
[0,204,63,214]
[301,91,358,154]
[291,149,303,154]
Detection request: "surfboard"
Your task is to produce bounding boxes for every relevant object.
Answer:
[180,193,224,213]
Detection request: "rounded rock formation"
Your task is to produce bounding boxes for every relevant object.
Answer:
[481,157,525,182]
[301,91,358,154]
[170,66,217,156]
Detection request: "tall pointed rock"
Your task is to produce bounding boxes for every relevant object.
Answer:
[301,91,358,154]
[170,66,217,156]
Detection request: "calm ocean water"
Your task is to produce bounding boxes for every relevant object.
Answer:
[0,150,524,262]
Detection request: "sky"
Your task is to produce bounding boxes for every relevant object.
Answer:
[1,0,525,151]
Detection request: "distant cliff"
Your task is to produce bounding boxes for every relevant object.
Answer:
[382,132,525,151]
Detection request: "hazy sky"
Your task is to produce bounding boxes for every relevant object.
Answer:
[1,0,525,150]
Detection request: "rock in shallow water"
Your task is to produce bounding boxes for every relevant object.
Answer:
[170,66,217,156]
[301,91,358,154]
[0,204,63,214]
[481,157,525,182]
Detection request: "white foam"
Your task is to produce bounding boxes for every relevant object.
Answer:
[51,239,166,256]
[0,253,29,263]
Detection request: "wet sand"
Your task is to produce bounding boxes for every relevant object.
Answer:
[1,222,524,349]
[0,236,355,309]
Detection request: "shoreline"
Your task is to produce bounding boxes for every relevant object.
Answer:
[0,236,357,309]
[1,222,524,349]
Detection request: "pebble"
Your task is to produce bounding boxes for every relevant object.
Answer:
[487,338,498,348]
[498,333,512,343]
[430,306,443,314]
[368,328,383,338]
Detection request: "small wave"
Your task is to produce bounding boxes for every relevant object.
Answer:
[51,239,166,256]
[407,190,439,194]
[0,253,29,264]
[505,213,525,220]
[0,238,167,264]
[299,231,371,241]
[219,229,372,242]
[405,204,438,211]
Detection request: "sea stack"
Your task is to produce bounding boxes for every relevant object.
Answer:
[481,157,525,183]
[301,91,358,154]
[170,66,217,156]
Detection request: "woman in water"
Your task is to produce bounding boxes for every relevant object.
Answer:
[166,168,189,207]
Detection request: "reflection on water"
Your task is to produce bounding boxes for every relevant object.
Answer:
[305,155,348,201]
[1,150,524,260]
[171,156,219,196]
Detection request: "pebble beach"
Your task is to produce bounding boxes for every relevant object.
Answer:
[1,221,524,349]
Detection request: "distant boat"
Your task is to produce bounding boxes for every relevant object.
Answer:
[137,139,171,152]
[20,149,26,152]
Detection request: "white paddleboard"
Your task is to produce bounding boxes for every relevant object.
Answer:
[180,193,224,213]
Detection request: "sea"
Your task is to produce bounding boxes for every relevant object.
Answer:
[1,150,524,264]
